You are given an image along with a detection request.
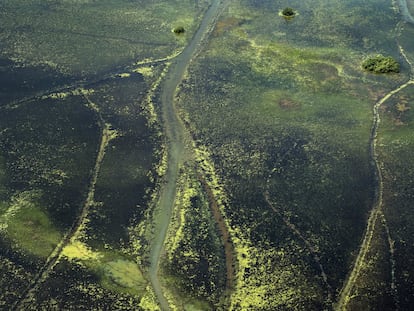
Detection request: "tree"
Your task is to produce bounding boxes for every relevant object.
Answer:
[282,7,295,17]
[173,26,185,34]
[361,55,400,73]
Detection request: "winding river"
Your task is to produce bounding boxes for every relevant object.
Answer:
[147,1,226,310]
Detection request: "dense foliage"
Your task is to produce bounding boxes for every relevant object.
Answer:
[362,55,400,73]
[282,7,295,17]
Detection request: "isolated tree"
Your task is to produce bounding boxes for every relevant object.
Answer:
[362,55,400,73]
[282,7,295,17]
[173,26,185,34]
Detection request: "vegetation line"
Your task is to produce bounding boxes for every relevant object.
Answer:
[336,79,414,310]
[12,95,115,311]
[147,1,227,310]
[263,192,332,303]
[337,8,414,305]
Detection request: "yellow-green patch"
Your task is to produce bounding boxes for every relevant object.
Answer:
[62,240,102,261]
[184,300,211,311]
[100,259,147,295]
[6,195,61,258]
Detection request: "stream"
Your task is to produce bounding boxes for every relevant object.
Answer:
[147,1,226,310]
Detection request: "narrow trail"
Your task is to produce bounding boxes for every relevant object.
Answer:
[380,211,398,308]
[335,3,414,308]
[335,75,414,311]
[147,1,228,310]
[263,192,332,303]
[11,95,116,311]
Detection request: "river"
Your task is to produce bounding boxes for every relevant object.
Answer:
[147,1,226,310]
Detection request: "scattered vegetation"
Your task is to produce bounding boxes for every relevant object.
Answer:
[0,0,201,75]
[0,0,413,309]
[378,84,414,309]
[163,167,226,308]
[174,1,403,307]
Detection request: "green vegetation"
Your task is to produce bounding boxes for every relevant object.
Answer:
[0,0,202,76]
[0,43,162,311]
[5,192,62,258]
[362,55,400,73]
[173,0,407,309]
[1,0,414,309]
[342,214,396,310]
[162,166,226,308]
[376,84,414,309]
[281,7,295,17]
[173,26,186,34]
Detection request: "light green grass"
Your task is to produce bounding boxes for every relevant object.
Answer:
[5,192,62,258]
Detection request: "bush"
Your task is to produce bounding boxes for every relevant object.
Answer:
[362,55,400,73]
[173,26,185,34]
[282,7,295,17]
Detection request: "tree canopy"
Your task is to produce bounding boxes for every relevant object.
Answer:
[282,7,295,17]
[362,55,400,73]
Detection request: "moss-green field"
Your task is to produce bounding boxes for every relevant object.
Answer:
[1,0,414,310]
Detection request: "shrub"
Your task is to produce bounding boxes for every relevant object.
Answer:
[173,26,185,34]
[282,7,295,17]
[362,55,400,73]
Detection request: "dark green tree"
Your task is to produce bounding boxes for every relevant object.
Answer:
[173,26,185,34]
[282,7,295,17]
[362,55,400,73]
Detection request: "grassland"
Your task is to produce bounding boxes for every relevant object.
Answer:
[0,0,209,309]
[173,0,410,309]
[376,81,414,310]
[0,0,206,76]
[1,0,414,310]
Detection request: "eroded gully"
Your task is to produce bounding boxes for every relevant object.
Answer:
[147,1,227,310]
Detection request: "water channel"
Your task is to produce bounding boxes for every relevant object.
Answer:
[147,1,227,309]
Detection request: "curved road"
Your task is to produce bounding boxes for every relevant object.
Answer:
[147,1,226,310]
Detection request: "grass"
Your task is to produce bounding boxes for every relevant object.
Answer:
[0,0,205,76]
[375,84,414,309]
[0,0,412,309]
[173,0,404,308]
[5,191,62,258]
[61,238,148,297]
[162,166,226,308]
